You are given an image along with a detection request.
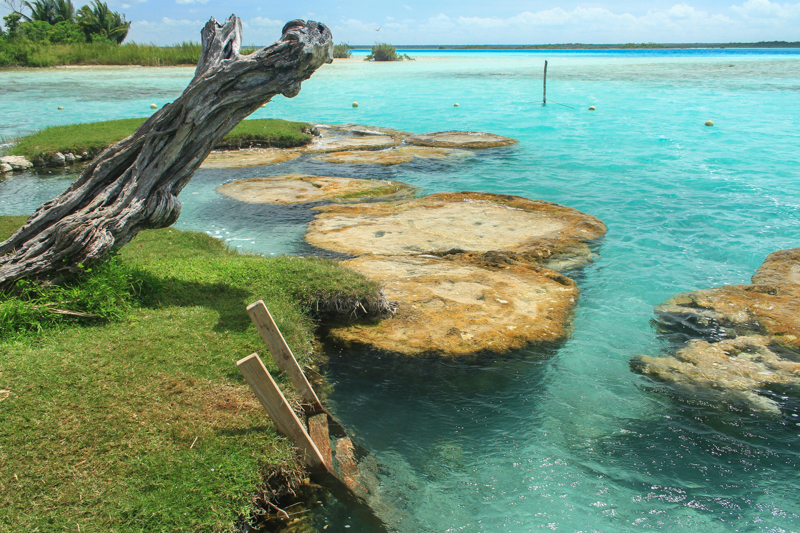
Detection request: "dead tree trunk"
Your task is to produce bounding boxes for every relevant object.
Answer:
[0,16,332,289]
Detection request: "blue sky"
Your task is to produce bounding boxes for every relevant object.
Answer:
[4,1,800,45]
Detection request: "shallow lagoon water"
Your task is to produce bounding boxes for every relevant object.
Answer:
[1,49,800,531]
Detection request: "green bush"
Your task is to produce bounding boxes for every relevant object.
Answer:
[0,253,141,339]
[48,20,86,43]
[365,42,413,61]
[332,42,351,58]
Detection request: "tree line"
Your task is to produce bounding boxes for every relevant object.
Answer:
[1,0,130,45]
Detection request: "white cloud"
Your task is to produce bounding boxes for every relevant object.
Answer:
[175,0,208,4]
[329,1,800,44]
[732,0,800,17]
[248,16,283,28]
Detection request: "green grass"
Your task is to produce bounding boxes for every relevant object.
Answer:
[0,216,383,532]
[9,118,313,163]
[215,119,313,150]
[0,41,203,67]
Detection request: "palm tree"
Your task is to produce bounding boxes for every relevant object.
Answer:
[77,0,130,44]
[22,0,75,24]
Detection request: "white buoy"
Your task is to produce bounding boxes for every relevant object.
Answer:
[58,106,64,110]
[588,105,596,111]
[705,120,714,127]
[150,103,158,109]
[352,101,359,108]
[454,103,460,107]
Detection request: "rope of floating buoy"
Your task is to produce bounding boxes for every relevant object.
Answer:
[546,99,576,110]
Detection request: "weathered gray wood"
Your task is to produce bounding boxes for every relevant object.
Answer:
[246,300,323,411]
[236,353,327,471]
[543,60,548,106]
[0,16,332,289]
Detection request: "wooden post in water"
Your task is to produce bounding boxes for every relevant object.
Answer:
[247,300,324,413]
[543,60,548,106]
[236,353,329,471]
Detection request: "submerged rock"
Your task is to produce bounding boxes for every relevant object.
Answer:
[407,131,518,149]
[395,145,474,160]
[216,174,415,205]
[200,148,301,169]
[634,248,800,413]
[632,335,800,414]
[655,248,800,349]
[307,192,607,268]
[326,255,579,357]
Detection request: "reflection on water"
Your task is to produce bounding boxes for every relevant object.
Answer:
[2,50,800,531]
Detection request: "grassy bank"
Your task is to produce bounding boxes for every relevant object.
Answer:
[0,216,382,531]
[9,117,313,163]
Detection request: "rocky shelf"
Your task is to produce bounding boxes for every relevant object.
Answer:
[310,192,607,357]
[326,254,579,357]
[307,192,607,268]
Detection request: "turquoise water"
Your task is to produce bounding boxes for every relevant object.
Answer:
[2,49,800,531]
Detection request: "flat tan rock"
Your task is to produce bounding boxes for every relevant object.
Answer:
[632,335,800,414]
[302,134,401,153]
[315,123,411,140]
[407,131,518,149]
[313,146,474,166]
[307,192,607,266]
[216,174,415,205]
[655,248,800,349]
[395,145,474,160]
[199,148,301,169]
[313,150,414,166]
[326,255,579,357]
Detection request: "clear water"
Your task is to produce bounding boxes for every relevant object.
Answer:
[2,49,800,531]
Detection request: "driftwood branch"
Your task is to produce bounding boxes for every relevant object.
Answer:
[0,16,332,289]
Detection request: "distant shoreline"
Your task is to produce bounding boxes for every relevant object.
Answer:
[346,42,800,50]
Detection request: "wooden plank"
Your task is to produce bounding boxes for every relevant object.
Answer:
[307,413,332,469]
[247,300,323,410]
[236,353,327,471]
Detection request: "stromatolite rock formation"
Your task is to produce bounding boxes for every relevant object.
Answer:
[632,335,800,415]
[311,192,607,357]
[632,248,800,413]
[216,175,415,205]
[407,131,517,149]
[654,248,800,348]
[200,148,301,169]
[307,192,607,268]
[302,129,402,153]
[327,254,579,357]
[313,146,474,166]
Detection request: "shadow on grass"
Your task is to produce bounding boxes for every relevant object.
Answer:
[133,268,253,333]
